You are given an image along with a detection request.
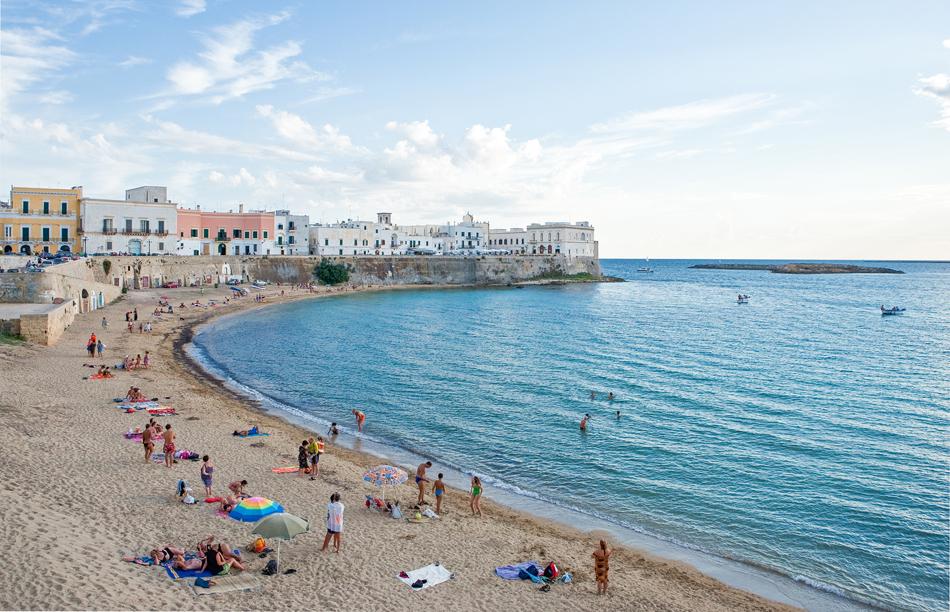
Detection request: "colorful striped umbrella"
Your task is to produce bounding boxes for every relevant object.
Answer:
[362,465,408,487]
[229,497,285,522]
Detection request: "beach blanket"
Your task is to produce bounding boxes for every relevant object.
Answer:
[124,432,145,441]
[148,408,176,416]
[164,564,211,580]
[114,397,155,403]
[116,401,160,410]
[495,561,542,581]
[235,432,270,438]
[88,373,114,380]
[189,573,260,596]
[271,467,298,474]
[397,563,453,590]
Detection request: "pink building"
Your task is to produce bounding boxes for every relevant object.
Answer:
[176,206,276,256]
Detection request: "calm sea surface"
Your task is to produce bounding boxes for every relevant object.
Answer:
[192,260,950,611]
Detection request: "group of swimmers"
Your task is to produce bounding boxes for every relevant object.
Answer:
[582,392,621,430]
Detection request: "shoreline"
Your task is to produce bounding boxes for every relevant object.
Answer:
[0,282,846,610]
[181,285,871,612]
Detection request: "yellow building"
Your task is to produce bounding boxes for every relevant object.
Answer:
[1,186,82,255]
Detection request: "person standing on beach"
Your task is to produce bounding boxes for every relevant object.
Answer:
[470,476,483,517]
[352,409,365,433]
[592,540,611,595]
[101,316,108,329]
[133,307,138,321]
[298,440,309,477]
[431,473,446,514]
[308,436,324,480]
[162,424,176,469]
[415,461,432,506]
[200,455,214,496]
[142,421,155,464]
[321,493,344,553]
[96,339,104,358]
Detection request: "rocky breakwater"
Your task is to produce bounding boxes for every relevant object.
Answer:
[689,263,904,274]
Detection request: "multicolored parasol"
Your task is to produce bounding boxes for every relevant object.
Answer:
[362,465,408,487]
[229,497,285,522]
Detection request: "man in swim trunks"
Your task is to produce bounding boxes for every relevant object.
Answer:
[162,423,176,469]
[142,420,154,464]
[352,409,365,432]
[307,436,324,480]
[415,461,432,506]
[229,479,249,498]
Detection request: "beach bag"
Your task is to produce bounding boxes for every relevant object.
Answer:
[252,537,266,553]
[262,560,278,576]
[194,577,212,589]
[543,562,559,579]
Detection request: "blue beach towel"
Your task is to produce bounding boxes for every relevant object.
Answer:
[495,561,542,580]
[236,432,270,438]
[164,564,211,580]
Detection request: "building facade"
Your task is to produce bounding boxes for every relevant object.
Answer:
[80,186,178,255]
[274,210,309,255]
[176,205,276,256]
[525,221,596,257]
[1,186,82,254]
[486,227,529,254]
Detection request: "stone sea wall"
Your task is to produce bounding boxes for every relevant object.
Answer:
[0,259,121,311]
[85,254,602,288]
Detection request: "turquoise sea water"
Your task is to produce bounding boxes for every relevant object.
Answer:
[191,260,950,611]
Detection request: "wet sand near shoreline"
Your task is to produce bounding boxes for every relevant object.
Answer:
[0,283,796,611]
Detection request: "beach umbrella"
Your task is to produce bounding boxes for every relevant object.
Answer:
[251,512,309,572]
[229,497,284,522]
[363,465,408,487]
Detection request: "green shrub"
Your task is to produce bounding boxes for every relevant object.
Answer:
[314,260,350,285]
[103,259,112,275]
[121,286,128,294]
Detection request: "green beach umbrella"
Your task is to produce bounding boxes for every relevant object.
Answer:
[251,512,309,572]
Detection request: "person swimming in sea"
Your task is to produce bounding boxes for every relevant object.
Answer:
[616,409,621,419]
[590,391,596,400]
[580,414,591,431]
[607,392,614,401]
[327,422,340,437]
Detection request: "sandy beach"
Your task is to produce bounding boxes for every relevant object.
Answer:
[0,284,796,612]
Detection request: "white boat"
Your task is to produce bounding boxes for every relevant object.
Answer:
[636,267,654,273]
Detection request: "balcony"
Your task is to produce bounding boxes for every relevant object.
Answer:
[102,228,117,235]
[215,235,231,242]
[121,229,151,236]
[153,230,169,237]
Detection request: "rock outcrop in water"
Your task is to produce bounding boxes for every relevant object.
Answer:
[689,263,904,274]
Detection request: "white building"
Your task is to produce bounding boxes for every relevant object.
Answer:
[274,210,309,255]
[80,186,178,255]
[486,227,528,254]
[525,221,596,257]
[309,219,380,256]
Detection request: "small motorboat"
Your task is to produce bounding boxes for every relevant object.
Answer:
[637,267,654,273]
[880,306,905,316]
[737,294,750,304]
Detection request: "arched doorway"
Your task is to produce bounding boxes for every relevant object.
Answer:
[3,245,11,253]
[81,288,90,313]
[20,244,31,254]
[59,245,70,252]
[218,243,226,255]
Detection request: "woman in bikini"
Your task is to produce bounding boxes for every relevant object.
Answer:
[592,539,611,595]
[149,545,186,565]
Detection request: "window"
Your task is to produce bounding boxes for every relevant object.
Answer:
[42,227,50,241]
[43,201,50,215]
[3,225,10,238]
[324,239,329,246]
[21,227,30,240]
[61,201,68,215]
[157,220,165,234]
[252,230,258,239]
[22,200,29,214]
[253,244,258,253]
[106,241,112,250]
[125,219,133,232]
[203,228,209,239]
[190,228,198,238]
[353,239,358,246]
[61,227,69,241]
[278,236,283,245]
[140,220,150,233]
[233,228,240,238]
[263,231,268,238]
[158,242,164,251]
[289,236,294,244]
[288,221,295,230]
[339,249,343,255]
[277,223,284,230]
[244,231,250,239]
[339,239,343,246]
[193,250,199,256]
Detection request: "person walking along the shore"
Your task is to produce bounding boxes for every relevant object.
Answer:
[470,476,483,517]
[200,455,214,496]
[415,461,432,506]
[352,409,365,433]
[162,424,176,469]
[321,493,344,553]
[593,540,611,595]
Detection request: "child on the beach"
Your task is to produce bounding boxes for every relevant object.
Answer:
[432,473,446,514]
[200,455,214,496]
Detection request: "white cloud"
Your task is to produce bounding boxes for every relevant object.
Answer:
[655,148,704,160]
[176,0,206,17]
[142,115,318,162]
[208,167,256,186]
[0,27,76,112]
[591,93,775,133]
[298,86,360,105]
[385,120,441,148]
[914,73,950,131]
[943,39,950,49]
[256,105,356,151]
[119,55,151,68]
[164,12,327,104]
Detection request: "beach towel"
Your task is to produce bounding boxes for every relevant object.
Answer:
[188,573,260,596]
[116,401,160,410]
[495,562,542,581]
[271,467,298,474]
[165,564,211,580]
[124,432,144,440]
[235,432,270,438]
[148,408,176,416]
[396,563,453,591]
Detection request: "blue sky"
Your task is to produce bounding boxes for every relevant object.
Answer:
[1,0,948,258]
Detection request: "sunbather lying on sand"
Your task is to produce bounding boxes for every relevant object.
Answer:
[219,496,238,513]
[148,545,186,565]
